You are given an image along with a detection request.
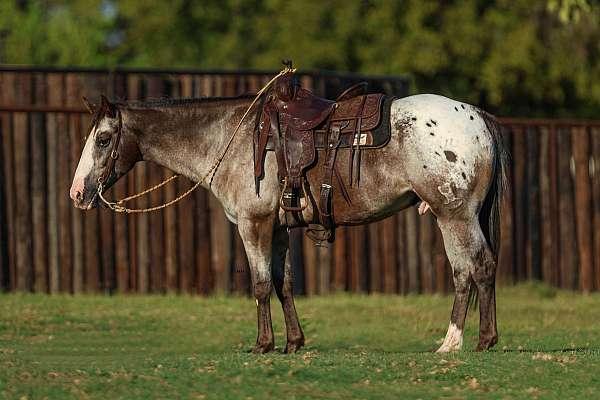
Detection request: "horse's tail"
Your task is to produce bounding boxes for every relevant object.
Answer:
[478,111,509,259]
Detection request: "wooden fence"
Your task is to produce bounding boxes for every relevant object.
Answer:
[0,67,598,295]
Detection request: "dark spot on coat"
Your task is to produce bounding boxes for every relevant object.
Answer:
[454,106,459,111]
[461,104,465,109]
[426,122,432,127]
[431,119,437,125]
[462,160,466,165]
[435,151,441,156]
[444,150,457,162]
[423,165,427,169]
[462,172,467,179]
[430,132,435,136]
[470,115,474,120]
[411,117,417,121]
[476,136,480,141]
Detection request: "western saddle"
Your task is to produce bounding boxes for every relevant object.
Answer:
[254,64,394,244]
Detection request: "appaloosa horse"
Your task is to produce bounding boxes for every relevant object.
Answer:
[70,87,507,354]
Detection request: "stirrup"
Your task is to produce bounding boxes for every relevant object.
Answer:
[279,177,308,212]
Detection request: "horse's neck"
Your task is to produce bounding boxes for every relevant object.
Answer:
[124,101,249,183]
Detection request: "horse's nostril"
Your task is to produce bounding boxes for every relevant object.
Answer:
[76,190,83,200]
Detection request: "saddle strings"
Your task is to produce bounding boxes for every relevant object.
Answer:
[98,65,295,214]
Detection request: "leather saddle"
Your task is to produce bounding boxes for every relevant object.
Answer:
[254,69,393,244]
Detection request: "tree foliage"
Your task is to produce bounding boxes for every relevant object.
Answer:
[0,0,598,117]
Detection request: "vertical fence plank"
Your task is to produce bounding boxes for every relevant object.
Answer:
[368,223,382,292]
[591,127,600,290]
[382,217,397,294]
[1,73,16,291]
[46,74,62,293]
[31,73,48,293]
[547,126,560,287]
[419,215,434,293]
[539,126,553,285]
[194,188,212,295]
[572,126,594,292]
[396,213,408,294]
[349,225,367,292]
[303,235,318,295]
[0,111,6,290]
[405,208,420,292]
[511,126,527,282]
[317,245,331,294]
[332,227,347,291]
[57,107,72,292]
[558,127,578,289]
[526,126,541,281]
[13,73,33,291]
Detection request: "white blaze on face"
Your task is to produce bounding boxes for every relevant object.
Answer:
[69,126,97,203]
[436,322,463,353]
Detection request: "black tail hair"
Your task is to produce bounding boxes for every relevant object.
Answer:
[468,110,510,310]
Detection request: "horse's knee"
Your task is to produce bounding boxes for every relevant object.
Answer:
[254,280,272,302]
[470,245,497,287]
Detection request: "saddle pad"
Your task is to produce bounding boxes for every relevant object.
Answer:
[265,95,394,151]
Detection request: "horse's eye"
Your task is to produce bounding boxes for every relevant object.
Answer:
[97,137,111,148]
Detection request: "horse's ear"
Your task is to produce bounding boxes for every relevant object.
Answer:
[100,94,117,118]
[82,96,96,114]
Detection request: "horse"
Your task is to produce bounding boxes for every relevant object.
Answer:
[70,88,508,354]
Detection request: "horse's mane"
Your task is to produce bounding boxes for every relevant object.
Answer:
[119,94,256,109]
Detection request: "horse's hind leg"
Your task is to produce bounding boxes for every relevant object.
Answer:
[238,217,276,353]
[436,218,498,352]
[272,228,305,353]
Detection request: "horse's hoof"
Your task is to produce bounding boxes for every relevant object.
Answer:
[435,344,461,353]
[475,335,498,352]
[252,342,275,354]
[284,338,305,354]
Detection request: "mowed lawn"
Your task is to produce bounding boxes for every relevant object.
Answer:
[1,284,600,399]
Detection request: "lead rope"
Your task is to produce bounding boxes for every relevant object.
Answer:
[97,66,295,214]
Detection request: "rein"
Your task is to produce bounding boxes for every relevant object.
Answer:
[96,66,295,214]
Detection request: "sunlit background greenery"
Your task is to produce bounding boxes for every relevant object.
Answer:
[0,0,598,117]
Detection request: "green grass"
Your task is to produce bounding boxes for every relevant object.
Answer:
[2,283,600,399]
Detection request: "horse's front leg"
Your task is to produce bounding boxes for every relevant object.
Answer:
[238,216,276,353]
[272,227,305,353]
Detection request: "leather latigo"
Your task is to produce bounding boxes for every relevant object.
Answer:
[254,70,393,243]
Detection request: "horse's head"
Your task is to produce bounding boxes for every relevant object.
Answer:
[70,95,140,210]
